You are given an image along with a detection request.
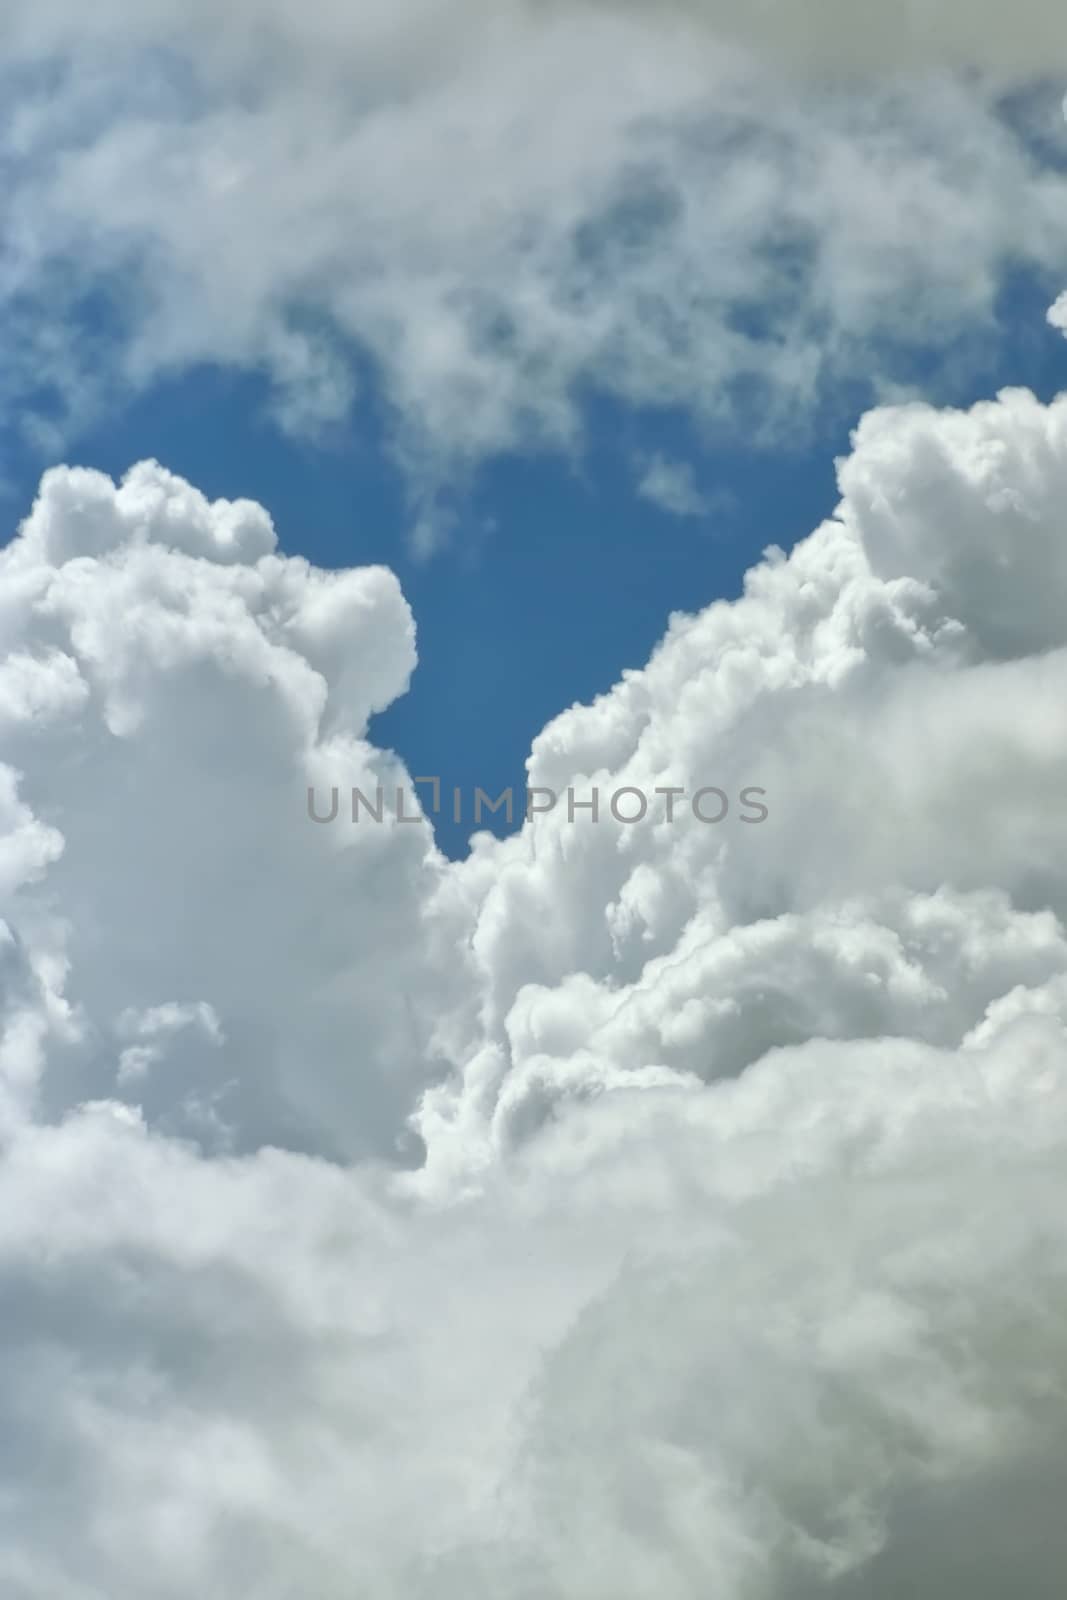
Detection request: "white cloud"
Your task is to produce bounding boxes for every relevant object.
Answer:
[635,452,710,518]
[3,383,1067,1591]
[1048,289,1067,337]
[1,2,1067,519]
[0,458,452,1160]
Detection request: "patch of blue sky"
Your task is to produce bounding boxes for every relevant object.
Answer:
[0,237,1064,857]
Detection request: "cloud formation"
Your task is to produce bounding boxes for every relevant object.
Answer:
[2,381,1067,1593]
[1,1,1067,524]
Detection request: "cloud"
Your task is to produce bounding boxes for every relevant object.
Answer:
[1,2,1067,518]
[3,382,1067,1591]
[590,0,1067,76]
[635,452,710,518]
[0,458,454,1162]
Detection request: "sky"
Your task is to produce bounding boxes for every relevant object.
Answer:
[3,271,1066,854]
[6,366,837,856]
[3,5,1067,1597]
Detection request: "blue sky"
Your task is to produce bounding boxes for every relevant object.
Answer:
[2,267,1066,855]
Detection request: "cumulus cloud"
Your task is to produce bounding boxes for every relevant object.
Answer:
[0,458,455,1161]
[2,382,1067,1592]
[1,1,1067,520]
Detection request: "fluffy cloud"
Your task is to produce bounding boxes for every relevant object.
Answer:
[0,459,455,1162]
[2,382,1067,1593]
[2,1,1067,523]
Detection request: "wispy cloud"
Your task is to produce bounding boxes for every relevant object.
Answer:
[1,3,1066,535]
[635,452,721,518]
